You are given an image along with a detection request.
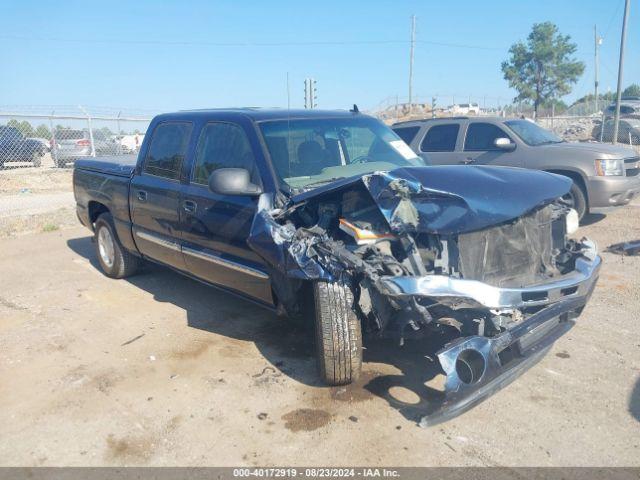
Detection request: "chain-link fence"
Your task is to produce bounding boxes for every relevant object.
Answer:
[0,106,152,170]
[538,114,640,154]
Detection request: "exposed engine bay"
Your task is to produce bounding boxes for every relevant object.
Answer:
[248,166,601,424]
[250,168,590,340]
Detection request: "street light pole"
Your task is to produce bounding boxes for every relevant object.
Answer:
[612,0,631,145]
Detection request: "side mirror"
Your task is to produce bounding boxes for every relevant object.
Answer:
[208,168,262,196]
[494,137,516,151]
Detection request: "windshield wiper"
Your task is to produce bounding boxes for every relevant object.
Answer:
[536,140,564,145]
[301,176,347,190]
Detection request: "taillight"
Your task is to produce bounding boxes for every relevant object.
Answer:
[76,139,90,146]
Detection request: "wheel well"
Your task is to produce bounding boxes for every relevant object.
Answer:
[88,201,109,225]
[544,169,588,202]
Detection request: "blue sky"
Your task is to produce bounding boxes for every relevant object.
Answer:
[0,0,637,112]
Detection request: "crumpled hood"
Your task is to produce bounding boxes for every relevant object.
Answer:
[292,165,571,234]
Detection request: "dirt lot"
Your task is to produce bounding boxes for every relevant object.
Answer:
[0,169,639,466]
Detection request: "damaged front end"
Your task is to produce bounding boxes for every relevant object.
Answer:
[248,166,601,424]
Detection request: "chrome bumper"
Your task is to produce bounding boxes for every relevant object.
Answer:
[421,288,597,427]
[377,239,600,310]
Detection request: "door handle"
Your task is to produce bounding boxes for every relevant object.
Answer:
[136,190,147,201]
[183,200,197,213]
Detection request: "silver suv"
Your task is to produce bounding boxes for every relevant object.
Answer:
[393,117,640,220]
[51,129,118,168]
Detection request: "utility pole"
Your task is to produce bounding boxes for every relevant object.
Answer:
[304,78,317,109]
[613,0,631,144]
[408,14,416,115]
[594,25,602,113]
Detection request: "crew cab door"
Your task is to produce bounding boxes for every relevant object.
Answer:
[178,121,273,305]
[416,122,462,165]
[130,121,193,270]
[458,121,522,167]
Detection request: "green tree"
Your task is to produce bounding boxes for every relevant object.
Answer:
[501,22,585,118]
[19,121,35,138]
[34,124,52,140]
[6,119,36,137]
[623,84,640,97]
[99,126,113,137]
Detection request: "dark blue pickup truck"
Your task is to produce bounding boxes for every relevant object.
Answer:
[73,108,601,425]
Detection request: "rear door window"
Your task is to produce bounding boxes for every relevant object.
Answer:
[464,123,510,151]
[392,126,420,145]
[143,122,193,180]
[420,124,460,152]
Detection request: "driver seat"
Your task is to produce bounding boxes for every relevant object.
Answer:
[297,140,327,176]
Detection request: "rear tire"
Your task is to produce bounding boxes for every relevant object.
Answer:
[313,280,362,386]
[94,213,140,279]
[32,151,42,167]
[563,181,587,221]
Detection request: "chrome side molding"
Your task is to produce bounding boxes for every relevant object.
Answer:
[135,229,269,280]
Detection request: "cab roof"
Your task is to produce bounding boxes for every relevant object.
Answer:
[153,108,367,123]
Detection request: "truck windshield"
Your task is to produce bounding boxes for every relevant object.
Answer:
[259,117,425,190]
[504,120,564,146]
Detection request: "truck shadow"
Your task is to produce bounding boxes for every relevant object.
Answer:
[580,213,606,226]
[67,235,448,422]
[630,377,640,423]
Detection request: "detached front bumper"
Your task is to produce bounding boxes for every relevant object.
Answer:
[375,240,601,426]
[377,240,600,310]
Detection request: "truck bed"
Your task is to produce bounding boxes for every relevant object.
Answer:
[74,155,138,177]
[73,155,137,253]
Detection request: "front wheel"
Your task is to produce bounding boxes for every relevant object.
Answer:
[562,181,587,221]
[313,280,362,386]
[94,213,141,279]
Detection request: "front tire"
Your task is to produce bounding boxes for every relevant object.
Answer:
[94,213,140,279]
[562,181,587,221]
[313,280,362,386]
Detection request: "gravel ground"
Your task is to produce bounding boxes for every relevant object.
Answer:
[0,178,638,467]
[0,168,75,237]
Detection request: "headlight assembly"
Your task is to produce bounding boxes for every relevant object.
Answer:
[595,159,624,176]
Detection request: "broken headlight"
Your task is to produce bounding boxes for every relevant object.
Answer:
[566,208,579,234]
[339,218,395,245]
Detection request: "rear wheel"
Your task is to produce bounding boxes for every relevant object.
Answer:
[94,213,141,279]
[32,150,42,167]
[313,280,362,386]
[562,181,587,221]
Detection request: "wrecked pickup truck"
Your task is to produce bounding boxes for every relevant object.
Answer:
[73,108,601,424]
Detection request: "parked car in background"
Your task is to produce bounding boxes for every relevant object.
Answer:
[73,108,601,424]
[592,118,640,145]
[0,126,46,168]
[604,99,640,118]
[28,137,51,153]
[449,103,480,115]
[52,128,117,167]
[118,133,144,154]
[392,117,640,220]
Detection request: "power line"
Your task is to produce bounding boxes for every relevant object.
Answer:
[0,34,505,51]
[603,0,625,39]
